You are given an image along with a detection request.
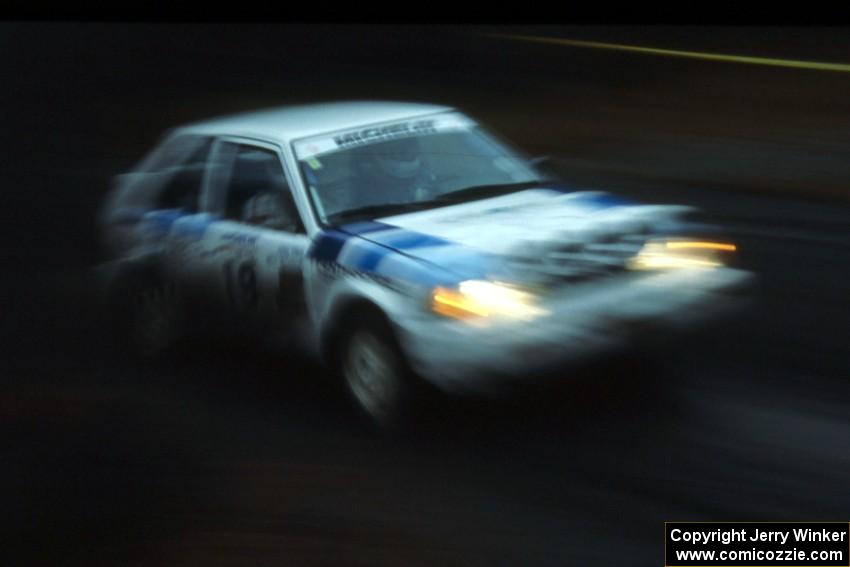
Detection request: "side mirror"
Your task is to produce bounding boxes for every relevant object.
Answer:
[529,155,552,168]
[529,155,562,182]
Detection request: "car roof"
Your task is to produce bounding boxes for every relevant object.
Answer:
[174,101,457,145]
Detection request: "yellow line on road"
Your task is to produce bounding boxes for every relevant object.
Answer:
[488,33,850,73]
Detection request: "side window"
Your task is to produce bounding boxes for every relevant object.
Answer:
[222,144,305,234]
[155,137,213,212]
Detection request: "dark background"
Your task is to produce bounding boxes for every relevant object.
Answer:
[3,24,850,566]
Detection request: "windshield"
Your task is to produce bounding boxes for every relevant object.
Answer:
[294,114,544,225]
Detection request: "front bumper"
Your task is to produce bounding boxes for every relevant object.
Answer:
[396,267,754,394]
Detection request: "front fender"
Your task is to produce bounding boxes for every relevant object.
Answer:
[304,230,461,365]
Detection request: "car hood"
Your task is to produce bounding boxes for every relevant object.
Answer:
[340,188,699,284]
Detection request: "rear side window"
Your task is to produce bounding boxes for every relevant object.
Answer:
[105,134,213,217]
[138,134,207,174]
[155,137,213,212]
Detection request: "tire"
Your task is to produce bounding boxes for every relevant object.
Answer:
[112,271,185,361]
[338,315,414,430]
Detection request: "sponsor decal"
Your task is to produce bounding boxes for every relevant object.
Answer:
[293,112,475,159]
[277,243,305,267]
[331,119,436,149]
[220,232,259,246]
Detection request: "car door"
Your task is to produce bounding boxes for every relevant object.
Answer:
[194,138,311,337]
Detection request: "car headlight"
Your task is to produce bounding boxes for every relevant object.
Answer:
[628,238,736,271]
[431,280,548,321]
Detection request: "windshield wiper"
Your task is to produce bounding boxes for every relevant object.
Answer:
[440,180,542,202]
[328,200,448,226]
[327,181,544,226]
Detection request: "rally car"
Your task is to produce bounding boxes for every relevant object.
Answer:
[97,101,752,427]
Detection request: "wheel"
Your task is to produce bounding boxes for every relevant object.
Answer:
[339,317,413,429]
[112,271,185,360]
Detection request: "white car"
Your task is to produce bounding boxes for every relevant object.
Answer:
[97,101,752,427]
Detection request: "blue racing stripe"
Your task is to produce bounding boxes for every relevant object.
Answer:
[310,230,349,262]
[340,220,395,235]
[353,246,388,271]
[144,209,184,236]
[378,230,450,250]
[564,191,634,209]
[545,185,636,208]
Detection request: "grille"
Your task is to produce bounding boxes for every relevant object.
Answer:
[507,234,648,285]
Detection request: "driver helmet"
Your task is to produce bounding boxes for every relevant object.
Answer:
[242,191,286,227]
[373,136,422,179]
